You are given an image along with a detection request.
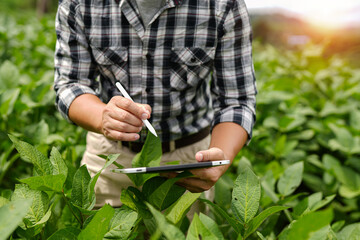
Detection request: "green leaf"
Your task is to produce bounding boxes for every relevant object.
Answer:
[11,184,49,226]
[122,187,151,219]
[0,199,33,240]
[20,174,66,192]
[200,198,243,234]
[215,175,233,208]
[127,132,161,187]
[277,161,304,197]
[87,154,120,210]
[104,207,138,240]
[0,60,20,89]
[293,192,323,218]
[165,192,201,225]
[199,213,225,239]
[245,206,289,238]
[186,213,223,240]
[8,134,52,175]
[0,88,20,118]
[146,202,185,240]
[78,204,114,240]
[279,208,333,240]
[49,147,68,177]
[48,227,81,240]
[231,166,261,224]
[148,175,187,210]
[71,165,91,209]
[336,223,360,240]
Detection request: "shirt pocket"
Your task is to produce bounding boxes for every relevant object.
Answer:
[170,47,215,91]
[91,46,128,83]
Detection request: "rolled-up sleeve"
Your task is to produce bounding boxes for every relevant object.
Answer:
[54,0,99,123]
[211,0,257,143]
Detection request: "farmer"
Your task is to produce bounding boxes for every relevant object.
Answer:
[54,0,256,207]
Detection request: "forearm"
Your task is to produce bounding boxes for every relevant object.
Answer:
[210,122,248,162]
[68,94,105,134]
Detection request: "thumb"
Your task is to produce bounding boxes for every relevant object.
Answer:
[195,147,224,162]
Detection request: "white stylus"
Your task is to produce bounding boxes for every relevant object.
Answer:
[115,82,158,137]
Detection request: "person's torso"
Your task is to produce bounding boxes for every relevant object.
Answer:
[78,0,230,141]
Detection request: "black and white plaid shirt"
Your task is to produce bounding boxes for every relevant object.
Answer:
[54,0,257,142]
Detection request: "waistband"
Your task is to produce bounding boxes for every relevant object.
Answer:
[121,126,211,153]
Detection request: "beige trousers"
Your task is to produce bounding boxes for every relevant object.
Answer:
[81,131,213,208]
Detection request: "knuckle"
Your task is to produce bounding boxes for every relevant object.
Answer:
[122,98,133,109]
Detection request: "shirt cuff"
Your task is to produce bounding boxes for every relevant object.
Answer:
[212,106,255,145]
[56,84,97,124]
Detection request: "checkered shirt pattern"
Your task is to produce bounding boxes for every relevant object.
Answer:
[54,0,257,142]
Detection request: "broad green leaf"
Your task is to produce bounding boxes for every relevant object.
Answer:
[279,208,333,240]
[336,223,360,240]
[200,198,243,234]
[215,175,233,208]
[0,199,32,240]
[8,134,52,175]
[20,174,66,192]
[122,187,152,219]
[279,115,306,132]
[48,227,81,240]
[310,194,336,212]
[148,175,186,210]
[23,120,49,145]
[71,165,91,209]
[277,161,304,197]
[87,154,120,210]
[165,192,201,225]
[308,225,335,240]
[231,166,261,224]
[293,192,323,218]
[245,206,289,238]
[186,213,222,240]
[332,220,345,232]
[146,203,185,240]
[78,204,114,240]
[49,147,68,177]
[0,88,20,118]
[199,213,224,239]
[0,60,20,89]
[11,184,49,226]
[128,132,161,187]
[104,207,138,240]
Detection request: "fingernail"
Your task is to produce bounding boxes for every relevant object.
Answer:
[138,126,143,132]
[141,113,148,120]
[134,134,140,140]
[196,153,203,161]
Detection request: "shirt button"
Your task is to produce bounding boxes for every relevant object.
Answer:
[145,87,151,93]
[190,57,196,63]
[146,53,152,60]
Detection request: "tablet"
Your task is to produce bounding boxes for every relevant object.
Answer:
[111,160,230,174]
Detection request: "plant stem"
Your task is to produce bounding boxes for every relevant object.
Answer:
[61,189,82,227]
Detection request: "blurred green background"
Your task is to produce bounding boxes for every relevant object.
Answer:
[1,0,360,239]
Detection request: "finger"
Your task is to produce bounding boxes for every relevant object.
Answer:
[110,107,144,127]
[175,177,212,192]
[114,97,150,120]
[137,103,152,115]
[103,128,140,141]
[103,117,142,133]
[195,147,224,162]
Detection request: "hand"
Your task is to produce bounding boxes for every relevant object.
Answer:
[101,96,151,141]
[164,147,230,193]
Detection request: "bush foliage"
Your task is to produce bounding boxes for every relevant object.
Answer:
[0,12,360,240]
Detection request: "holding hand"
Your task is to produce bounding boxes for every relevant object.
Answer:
[164,147,230,193]
[101,96,152,141]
